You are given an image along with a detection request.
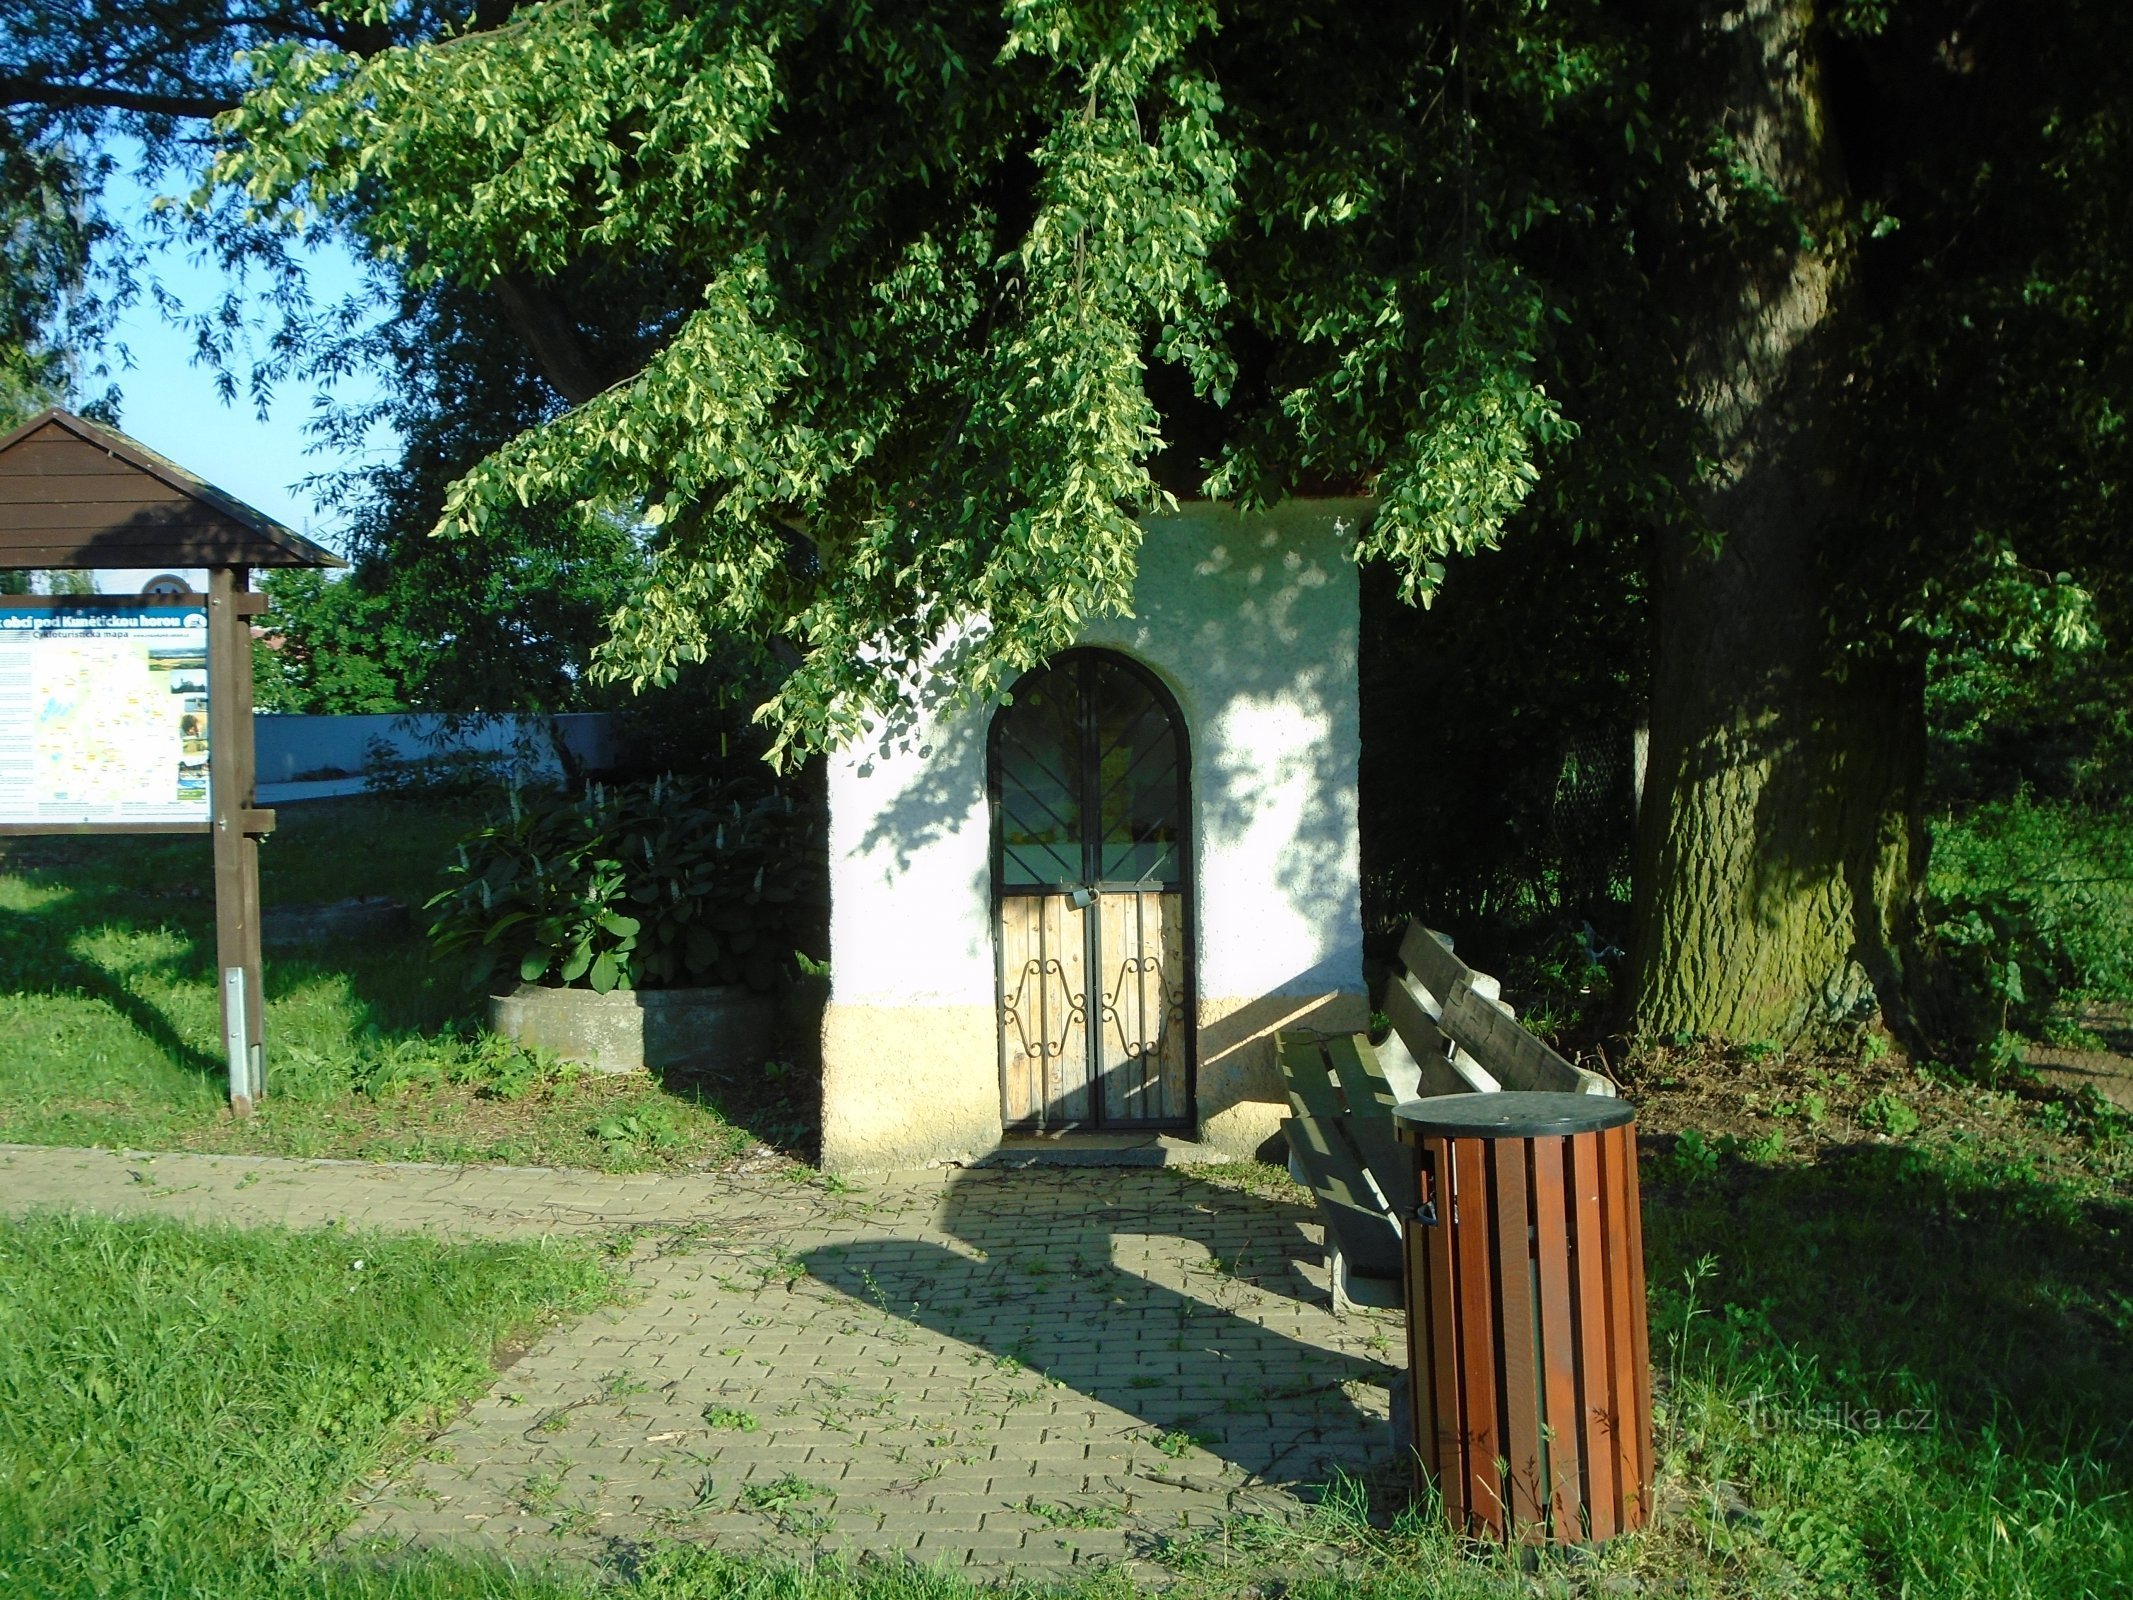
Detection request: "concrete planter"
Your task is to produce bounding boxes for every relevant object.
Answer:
[489,984,776,1075]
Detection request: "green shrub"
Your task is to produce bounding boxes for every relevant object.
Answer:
[1919,791,2133,1069]
[427,775,825,994]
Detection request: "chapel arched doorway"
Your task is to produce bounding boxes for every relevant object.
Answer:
[989,650,1194,1131]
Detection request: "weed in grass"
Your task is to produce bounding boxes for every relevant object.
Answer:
[548,1503,601,1538]
[735,1474,831,1514]
[1661,1128,1721,1185]
[1742,1128,1787,1163]
[1859,1091,1921,1138]
[592,1109,686,1163]
[1020,1497,1122,1530]
[514,1470,569,1515]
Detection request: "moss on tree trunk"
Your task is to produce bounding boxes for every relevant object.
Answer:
[1627,0,1926,1043]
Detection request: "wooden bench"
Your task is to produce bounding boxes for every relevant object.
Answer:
[1277,920,1616,1311]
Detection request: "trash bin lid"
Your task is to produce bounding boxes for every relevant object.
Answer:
[1393,1091,1635,1140]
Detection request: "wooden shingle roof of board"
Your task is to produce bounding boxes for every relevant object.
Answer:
[0,408,343,570]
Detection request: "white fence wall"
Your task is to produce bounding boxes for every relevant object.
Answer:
[254,712,625,786]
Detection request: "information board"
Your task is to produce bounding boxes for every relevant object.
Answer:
[0,602,211,825]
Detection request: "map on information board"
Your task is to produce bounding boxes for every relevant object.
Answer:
[0,603,210,825]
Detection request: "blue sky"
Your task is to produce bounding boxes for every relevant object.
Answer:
[83,158,393,581]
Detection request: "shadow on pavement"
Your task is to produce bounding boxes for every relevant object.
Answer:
[800,1164,1402,1494]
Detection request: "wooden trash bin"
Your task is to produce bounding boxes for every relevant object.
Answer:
[1393,1092,1653,1544]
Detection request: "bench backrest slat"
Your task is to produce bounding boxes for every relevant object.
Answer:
[1383,966,1497,1095]
[1441,980,1586,1093]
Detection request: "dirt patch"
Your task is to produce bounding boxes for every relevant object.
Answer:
[2028,1050,2133,1112]
[2027,1002,2133,1111]
[1611,1034,2131,1193]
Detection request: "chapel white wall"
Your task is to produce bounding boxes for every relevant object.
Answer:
[819,498,1369,1172]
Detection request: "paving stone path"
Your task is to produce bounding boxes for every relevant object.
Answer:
[0,1143,1406,1579]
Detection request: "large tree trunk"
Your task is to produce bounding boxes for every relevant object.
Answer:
[1627,0,1926,1043]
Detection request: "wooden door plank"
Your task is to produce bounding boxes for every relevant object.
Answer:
[1046,894,1091,1125]
[998,896,1043,1125]
[1095,891,1137,1122]
[1095,890,1185,1125]
[1155,890,1187,1119]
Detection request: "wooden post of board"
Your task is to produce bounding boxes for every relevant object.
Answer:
[207,565,272,1113]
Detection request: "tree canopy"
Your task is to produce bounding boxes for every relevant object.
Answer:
[9,0,2131,1042]
[217,0,1651,762]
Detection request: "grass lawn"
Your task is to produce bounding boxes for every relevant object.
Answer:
[1,1071,2127,1597]
[1629,1100,2132,1596]
[0,1210,614,1599]
[0,794,814,1170]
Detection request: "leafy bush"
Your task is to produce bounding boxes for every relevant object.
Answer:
[1504,920,1621,1044]
[427,775,825,994]
[1917,791,2133,1070]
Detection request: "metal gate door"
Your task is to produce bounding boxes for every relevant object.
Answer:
[991,651,1192,1131]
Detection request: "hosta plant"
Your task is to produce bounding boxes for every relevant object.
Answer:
[428,776,824,993]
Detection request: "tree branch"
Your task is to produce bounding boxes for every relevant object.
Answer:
[0,75,238,119]
[491,271,625,407]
